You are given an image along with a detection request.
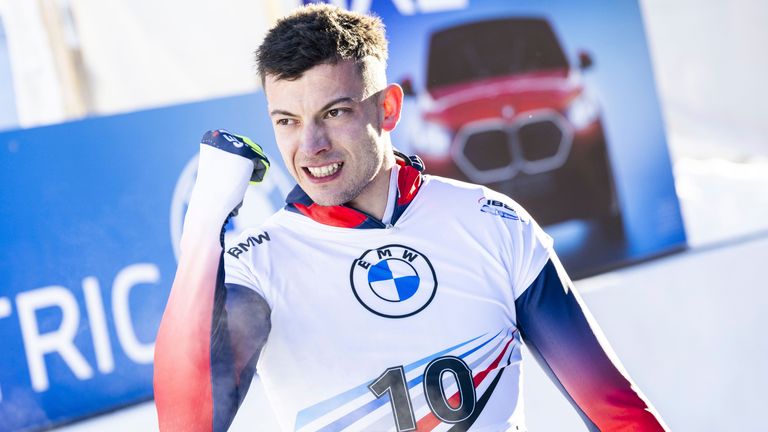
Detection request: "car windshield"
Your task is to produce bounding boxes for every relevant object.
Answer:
[427,18,569,91]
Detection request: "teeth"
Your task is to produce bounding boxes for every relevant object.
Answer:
[307,162,342,178]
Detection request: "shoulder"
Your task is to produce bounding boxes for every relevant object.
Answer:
[420,174,485,196]
[223,209,293,262]
[222,211,297,303]
[418,175,553,296]
[420,174,552,249]
[225,228,273,260]
[419,175,531,223]
[418,174,487,209]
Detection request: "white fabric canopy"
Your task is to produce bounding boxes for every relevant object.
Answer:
[1,0,296,127]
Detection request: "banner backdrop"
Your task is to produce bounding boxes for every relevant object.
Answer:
[0,0,685,429]
[0,94,291,431]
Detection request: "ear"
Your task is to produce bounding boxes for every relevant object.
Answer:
[380,83,404,132]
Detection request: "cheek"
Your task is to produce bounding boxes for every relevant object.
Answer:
[274,136,299,177]
[341,121,379,149]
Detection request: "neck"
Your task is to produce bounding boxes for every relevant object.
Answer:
[346,152,396,220]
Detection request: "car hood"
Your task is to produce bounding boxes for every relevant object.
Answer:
[424,69,582,128]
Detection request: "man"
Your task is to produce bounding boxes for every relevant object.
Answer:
[154,4,667,431]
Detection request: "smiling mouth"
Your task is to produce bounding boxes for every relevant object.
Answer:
[305,162,343,179]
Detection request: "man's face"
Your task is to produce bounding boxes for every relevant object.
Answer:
[265,60,389,207]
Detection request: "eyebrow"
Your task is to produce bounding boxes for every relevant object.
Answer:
[269,96,356,117]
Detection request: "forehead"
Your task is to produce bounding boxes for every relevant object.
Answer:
[264,61,366,111]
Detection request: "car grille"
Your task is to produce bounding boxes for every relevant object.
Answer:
[518,120,563,161]
[451,109,573,184]
[463,130,513,171]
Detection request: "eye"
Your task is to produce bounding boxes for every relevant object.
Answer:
[276,118,297,126]
[324,108,348,119]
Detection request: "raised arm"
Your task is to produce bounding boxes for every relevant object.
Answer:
[154,131,270,431]
[515,256,668,431]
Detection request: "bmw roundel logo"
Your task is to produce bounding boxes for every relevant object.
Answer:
[350,245,437,318]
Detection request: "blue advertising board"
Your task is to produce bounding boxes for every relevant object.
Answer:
[0,94,291,431]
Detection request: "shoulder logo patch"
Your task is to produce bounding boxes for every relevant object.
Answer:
[227,232,270,259]
[350,244,437,318]
[478,198,522,221]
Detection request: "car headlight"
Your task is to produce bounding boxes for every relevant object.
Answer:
[410,120,453,157]
[565,92,600,130]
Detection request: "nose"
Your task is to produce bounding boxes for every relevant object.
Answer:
[298,120,331,156]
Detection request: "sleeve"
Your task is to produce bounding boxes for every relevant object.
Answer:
[499,199,553,300]
[154,136,272,432]
[210,278,271,431]
[514,254,668,431]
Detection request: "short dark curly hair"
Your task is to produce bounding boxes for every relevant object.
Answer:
[255,3,388,87]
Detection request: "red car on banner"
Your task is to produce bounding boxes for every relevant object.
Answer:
[404,18,622,233]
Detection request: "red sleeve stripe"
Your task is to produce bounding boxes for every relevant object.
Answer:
[154,246,221,432]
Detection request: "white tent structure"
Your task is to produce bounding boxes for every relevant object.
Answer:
[0,0,293,128]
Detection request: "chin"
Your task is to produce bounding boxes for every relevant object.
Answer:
[302,175,368,207]
[312,185,366,207]
[306,189,348,207]
[311,197,341,207]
